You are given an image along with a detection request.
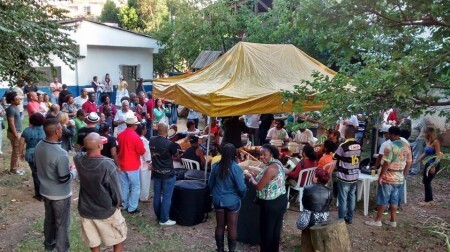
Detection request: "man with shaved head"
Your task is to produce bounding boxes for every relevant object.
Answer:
[150,122,181,226]
[74,133,126,251]
[35,118,77,251]
[46,103,60,119]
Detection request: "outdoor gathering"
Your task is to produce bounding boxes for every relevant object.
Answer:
[0,0,449,251]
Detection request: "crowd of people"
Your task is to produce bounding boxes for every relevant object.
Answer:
[0,80,445,252]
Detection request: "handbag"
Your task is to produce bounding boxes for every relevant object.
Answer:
[296,209,312,230]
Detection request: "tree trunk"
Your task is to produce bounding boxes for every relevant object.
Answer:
[309,219,351,252]
[300,228,314,252]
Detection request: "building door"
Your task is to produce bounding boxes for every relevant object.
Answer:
[121,65,137,94]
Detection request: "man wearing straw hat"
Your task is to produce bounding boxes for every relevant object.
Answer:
[117,115,146,214]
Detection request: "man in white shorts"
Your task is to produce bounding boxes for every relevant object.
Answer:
[74,133,127,251]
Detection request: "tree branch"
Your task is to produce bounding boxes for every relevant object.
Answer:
[367,8,450,28]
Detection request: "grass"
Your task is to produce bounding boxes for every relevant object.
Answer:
[16,213,87,251]
[124,212,184,251]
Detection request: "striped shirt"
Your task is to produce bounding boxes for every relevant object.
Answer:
[334,138,361,183]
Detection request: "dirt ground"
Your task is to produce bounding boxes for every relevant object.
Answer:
[0,122,449,251]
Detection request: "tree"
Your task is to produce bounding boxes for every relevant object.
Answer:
[0,0,79,86]
[100,0,120,23]
[118,5,139,30]
[281,0,450,123]
[136,0,169,32]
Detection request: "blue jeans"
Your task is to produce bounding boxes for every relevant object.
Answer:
[153,176,176,223]
[337,180,356,222]
[410,138,425,174]
[120,170,140,212]
[377,183,401,206]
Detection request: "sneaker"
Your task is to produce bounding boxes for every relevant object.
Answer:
[159,219,176,226]
[344,219,352,225]
[128,209,141,214]
[364,220,382,227]
[383,220,397,227]
[10,170,25,175]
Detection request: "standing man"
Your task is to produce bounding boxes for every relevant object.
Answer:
[77,112,99,150]
[6,91,24,175]
[23,81,38,95]
[35,118,77,252]
[117,116,146,214]
[58,84,71,107]
[365,126,412,227]
[243,114,260,145]
[114,100,134,135]
[91,76,103,105]
[408,117,429,175]
[49,77,63,104]
[333,125,361,224]
[259,114,274,145]
[145,91,154,139]
[13,81,25,119]
[150,123,180,226]
[82,92,98,114]
[74,88,89,107]
[74,133,127,251]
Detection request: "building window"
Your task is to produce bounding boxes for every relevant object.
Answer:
[35,66,62,87]
[84,6,91,15]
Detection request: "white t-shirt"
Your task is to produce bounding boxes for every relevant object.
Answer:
[114,109,134,135]
[293,129,315,146]
[49,82,63,98]
[140,136,151,171]
[73,96,88,107]
[244,114,260,129]
[266,127,288,140]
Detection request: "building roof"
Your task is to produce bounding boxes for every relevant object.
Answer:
[59,18,154,39]
[191,50,222,69]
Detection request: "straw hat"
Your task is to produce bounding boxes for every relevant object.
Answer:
[86,112,99,123]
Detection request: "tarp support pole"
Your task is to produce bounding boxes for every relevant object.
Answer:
[204,116,212,183]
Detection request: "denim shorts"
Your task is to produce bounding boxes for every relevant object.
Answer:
[214,201,241,212]
[377,183,402,206]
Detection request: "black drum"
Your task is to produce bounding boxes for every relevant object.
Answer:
[237,181,261,245]
[170,180,211,226]
[184,169,210,182]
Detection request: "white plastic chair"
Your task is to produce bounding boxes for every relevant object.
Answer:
[322,161,337,189]
[287,167,317,211]
[181,158,200,170]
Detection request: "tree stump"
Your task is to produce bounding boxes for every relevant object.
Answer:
[309,219,351,252]
[300,228,314,252]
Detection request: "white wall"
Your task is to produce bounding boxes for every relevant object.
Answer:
[77,45,154,86]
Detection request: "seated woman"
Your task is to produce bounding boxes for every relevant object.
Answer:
[317,140,335,171]
[181,135,206,168]
[287,145,317,187]
[296,169,332,230]
[183,120,201,136]
[266,119,289,142]
[328,130,344,152]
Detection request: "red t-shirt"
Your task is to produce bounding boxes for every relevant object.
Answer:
[27,101,41,115]
[145,98,155,120]
[82,101,97,114]
[117,128,146,171]
[287,159,317,186]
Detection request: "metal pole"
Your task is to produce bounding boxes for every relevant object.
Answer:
[204,116,212,183]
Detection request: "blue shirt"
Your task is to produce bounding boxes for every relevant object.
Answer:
[21,126,45,163]
[208,162,247,207]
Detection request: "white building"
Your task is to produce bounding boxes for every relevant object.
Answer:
[36,19,160,95]
[43,0,126,17]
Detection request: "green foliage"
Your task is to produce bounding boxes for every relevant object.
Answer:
[0,0,79,86]
[119,5,139,30]
[100,0,120,23]
[136,0,169,32]
[281,0,450,124]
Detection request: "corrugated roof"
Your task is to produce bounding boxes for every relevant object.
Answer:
[191,50,222,69]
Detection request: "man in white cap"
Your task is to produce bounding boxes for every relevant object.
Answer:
[114,100,134,135]
[117,116,146,214]
[77,112,99,150]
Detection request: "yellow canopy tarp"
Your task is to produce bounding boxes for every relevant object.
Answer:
[153,42,336,117]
